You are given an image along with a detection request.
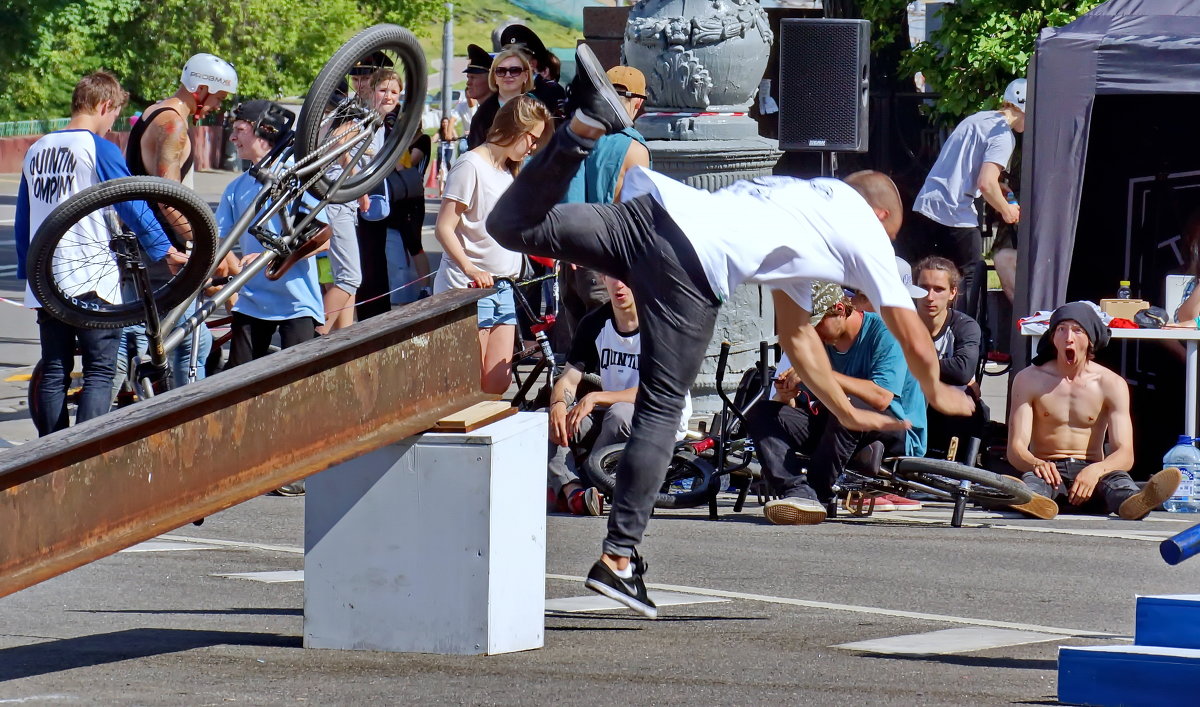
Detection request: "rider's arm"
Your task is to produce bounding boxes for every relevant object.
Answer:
[585,386,637,407]
[774,290,906,432]
[1005,369,1044,473]
[14,175,29,280]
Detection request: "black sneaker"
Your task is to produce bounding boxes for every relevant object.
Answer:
[566,44,632,134]
[584,550,657,618]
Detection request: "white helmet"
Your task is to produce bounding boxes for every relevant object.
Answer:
[1003,78,1027,112]
[181,53,238,95]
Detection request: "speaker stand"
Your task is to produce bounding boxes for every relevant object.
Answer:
[820,152,840,178]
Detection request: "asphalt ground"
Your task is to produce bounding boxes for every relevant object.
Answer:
[0,170,1186,704]
[2,494,1199,704]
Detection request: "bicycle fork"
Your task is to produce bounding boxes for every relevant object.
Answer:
[111,231,170,400]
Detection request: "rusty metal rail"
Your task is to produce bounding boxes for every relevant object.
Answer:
[0,289,489,600]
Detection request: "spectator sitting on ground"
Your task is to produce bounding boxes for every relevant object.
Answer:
[1006,302,1181,520]
[547,275,693,516]
[746,281,928,523]
[914,256,988,458]
[16,71,179,436]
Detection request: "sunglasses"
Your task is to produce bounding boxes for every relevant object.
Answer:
[493,66,527,77]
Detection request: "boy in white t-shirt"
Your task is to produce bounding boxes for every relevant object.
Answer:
[487,45,974,618]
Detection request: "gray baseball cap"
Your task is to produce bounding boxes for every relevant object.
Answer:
[896,257,928,298]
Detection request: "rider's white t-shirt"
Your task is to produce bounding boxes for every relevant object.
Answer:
[620,168,914,315]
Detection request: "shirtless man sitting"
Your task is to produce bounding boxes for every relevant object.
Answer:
[1007,303,1181,520]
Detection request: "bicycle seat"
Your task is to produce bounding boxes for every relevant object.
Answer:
[846,440,885,475]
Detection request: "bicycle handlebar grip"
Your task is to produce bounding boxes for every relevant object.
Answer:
[1161,522,1200,565]
[716,342,731,384]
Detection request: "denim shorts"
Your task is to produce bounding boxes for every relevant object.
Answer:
[477,280,517,328]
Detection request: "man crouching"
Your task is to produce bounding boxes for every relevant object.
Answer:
[1007,303,1180,520]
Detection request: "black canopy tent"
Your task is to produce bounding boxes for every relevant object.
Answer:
[1017,0,1200,322]
[1016,0,1200,470]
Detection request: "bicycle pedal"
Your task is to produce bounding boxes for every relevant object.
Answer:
[842,490,875,517]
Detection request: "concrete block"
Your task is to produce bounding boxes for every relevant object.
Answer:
[1136,594,1200,649]
[304,412,547,655]
[1059,644,1200,707]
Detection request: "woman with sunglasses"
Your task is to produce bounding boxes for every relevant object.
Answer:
[466,47,536,151]
[434,95,552,394]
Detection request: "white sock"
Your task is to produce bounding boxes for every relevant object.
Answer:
[614,564,633,579]
[574,111,605,131]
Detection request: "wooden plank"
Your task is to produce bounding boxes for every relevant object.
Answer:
[433,400,517,432]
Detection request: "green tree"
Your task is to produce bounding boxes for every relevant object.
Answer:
[858,0,1102,125]
[0,0,445,122]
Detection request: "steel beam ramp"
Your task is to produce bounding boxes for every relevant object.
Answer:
[0,289,490,599]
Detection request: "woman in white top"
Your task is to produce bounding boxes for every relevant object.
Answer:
[434,95,551,394]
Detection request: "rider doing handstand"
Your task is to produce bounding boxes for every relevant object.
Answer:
[487,45,975,617]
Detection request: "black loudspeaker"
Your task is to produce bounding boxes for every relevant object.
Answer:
[778,19,870,153]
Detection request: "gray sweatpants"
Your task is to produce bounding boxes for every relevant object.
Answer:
[548,401,635,494]
[325,202,361,294]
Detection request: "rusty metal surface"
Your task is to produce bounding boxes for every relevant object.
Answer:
[0,289,488,600]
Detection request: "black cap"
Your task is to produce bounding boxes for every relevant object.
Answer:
[350,50,393,77]
[232,99,294,144]
[464,44,493,74]
[1032,302,1111,365]
[499,24,549,66]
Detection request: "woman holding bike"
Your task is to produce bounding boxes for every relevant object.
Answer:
[433,95,551,394]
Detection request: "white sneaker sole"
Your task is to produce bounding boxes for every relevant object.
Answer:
[584,577,658,618]
[764,500,827,525]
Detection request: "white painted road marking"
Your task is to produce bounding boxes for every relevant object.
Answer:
[546,591,727,613]
[120,540,224,553]
[214,570,304,583]
[161,534,304,554]
[833,627,1063,655]
[545,574,1116,637]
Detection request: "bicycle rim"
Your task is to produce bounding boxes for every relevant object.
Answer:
[891,457,1033,505]
[295,24,427,202]
[27,177,217,329]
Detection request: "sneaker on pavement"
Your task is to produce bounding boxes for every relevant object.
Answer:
[567,44,632,134]
[584,550,657,618]
[764,496,827,525]
[1009,491,1058,519]
[880,493,922,511]
[1119,467,1182,520]
[566,487,605,516]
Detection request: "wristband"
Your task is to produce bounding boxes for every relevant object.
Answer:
[551,400,567,407]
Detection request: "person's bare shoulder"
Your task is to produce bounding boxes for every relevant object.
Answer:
[1091,361,1130,397]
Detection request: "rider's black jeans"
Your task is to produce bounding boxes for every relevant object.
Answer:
[489,125,720,558]
[747,399,906,503]
[1021,459,1140,514]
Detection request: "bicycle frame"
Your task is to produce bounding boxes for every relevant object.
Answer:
[127,101,385,397]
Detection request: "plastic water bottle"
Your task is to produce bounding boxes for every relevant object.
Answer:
[1117,280,1132,299]
[1163,436,1200,512]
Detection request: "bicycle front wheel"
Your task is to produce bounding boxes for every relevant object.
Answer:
[296,24,427,202]
[584,443,719,509]
[27,177,217,329]
[891,457,1033,506]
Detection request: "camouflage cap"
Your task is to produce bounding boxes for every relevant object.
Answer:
[809,280,846,325]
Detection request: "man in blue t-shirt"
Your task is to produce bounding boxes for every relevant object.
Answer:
[747,281,927,524]
[217,100,327,369]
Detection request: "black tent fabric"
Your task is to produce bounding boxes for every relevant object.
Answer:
[1016,0,1200,325]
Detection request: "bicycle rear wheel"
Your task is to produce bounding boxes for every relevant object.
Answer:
[584,443,719,509]
[295,24,426,203]
[27,177,217,329]
[891,457,1032,506]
